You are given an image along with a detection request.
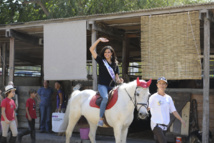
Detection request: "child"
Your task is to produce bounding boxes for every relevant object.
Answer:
[1,85,18,143]
[18,89,37,143]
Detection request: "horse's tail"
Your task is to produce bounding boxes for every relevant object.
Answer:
[59,90,81,132]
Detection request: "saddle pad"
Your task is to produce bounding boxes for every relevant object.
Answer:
[89,88,118,110]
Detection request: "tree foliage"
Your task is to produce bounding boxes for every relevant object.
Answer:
[0,0,212,24]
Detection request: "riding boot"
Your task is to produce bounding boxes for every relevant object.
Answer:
[9,136,16,143]
[30,130,36,143]
[1,137,7,143]
[18,129,30,143]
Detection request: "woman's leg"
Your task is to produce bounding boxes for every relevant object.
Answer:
[98,84,109,118]
[97,84,109,126]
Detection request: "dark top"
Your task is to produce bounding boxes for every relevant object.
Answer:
[57,89,66,109]
[95,55,119,87]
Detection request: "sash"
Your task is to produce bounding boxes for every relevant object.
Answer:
[103,59,115,81]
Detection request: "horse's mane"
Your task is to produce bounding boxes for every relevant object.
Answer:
[118,79,147,92]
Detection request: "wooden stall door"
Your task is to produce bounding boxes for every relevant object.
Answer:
[166,92,191,141]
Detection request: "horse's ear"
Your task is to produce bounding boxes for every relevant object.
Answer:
[136,77,140,86]
[147,79,152,87]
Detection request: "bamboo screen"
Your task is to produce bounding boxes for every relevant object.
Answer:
[141,11,201,80]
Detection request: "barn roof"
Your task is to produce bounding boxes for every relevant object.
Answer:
[0,2,214,66]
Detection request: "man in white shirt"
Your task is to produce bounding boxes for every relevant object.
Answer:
[148,77,186,143]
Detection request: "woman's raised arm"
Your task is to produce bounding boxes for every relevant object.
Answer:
[89,37,109,59]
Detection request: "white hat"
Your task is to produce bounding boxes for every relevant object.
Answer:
[4,85,16,94]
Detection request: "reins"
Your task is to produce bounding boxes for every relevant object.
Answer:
[125,88,136,106]
[125,87,149,111]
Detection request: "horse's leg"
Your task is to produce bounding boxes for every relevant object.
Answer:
[65,111,81,143]
[121,126,129,143]
[113,125,122,143]
[88,121,97,143]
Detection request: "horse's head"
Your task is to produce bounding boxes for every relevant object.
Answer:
[135,77,152,119]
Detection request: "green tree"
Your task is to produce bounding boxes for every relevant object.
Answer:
[0,0,212,24]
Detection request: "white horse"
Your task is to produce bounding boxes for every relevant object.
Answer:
[60,78,152,143]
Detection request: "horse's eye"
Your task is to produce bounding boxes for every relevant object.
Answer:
[136,93,139,96]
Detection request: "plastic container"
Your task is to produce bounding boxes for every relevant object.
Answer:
[80,128,90,140]
[176,136,182,143]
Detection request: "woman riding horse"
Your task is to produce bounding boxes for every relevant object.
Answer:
[61,78,151,143]
[89,37,123,127]
[60,38,152,143]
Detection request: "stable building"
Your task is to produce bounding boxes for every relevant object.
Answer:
[0,2,214,142]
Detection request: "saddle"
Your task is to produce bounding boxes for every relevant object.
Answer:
[89,87,118,110]
[89,87,119,127]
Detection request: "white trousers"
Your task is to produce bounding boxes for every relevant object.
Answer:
[1,120,18,137]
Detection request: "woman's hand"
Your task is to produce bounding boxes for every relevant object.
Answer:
[90,37,108,59]
[99,37,109,43]
[58,106,61,113]
[116,78,124,84]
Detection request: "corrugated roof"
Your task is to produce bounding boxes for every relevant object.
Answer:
[0,2,214,28]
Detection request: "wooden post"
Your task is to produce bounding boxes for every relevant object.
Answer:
[9,38,15,82]
[0,44,1,73]
[2,43,6,87]
[40,64,44,85]
[91,23,97,90]
[202,14,210,143]
[122,36,130,82]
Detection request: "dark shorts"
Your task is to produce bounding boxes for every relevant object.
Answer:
[153,125,167,143]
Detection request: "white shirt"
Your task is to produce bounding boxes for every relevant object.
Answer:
[149,92,176,130]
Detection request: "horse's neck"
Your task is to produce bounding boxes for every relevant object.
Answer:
[119,81,137,112]
[123,81,137,98]
[119,81,137,104]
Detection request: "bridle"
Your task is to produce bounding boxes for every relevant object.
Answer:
[125,86,150,112]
